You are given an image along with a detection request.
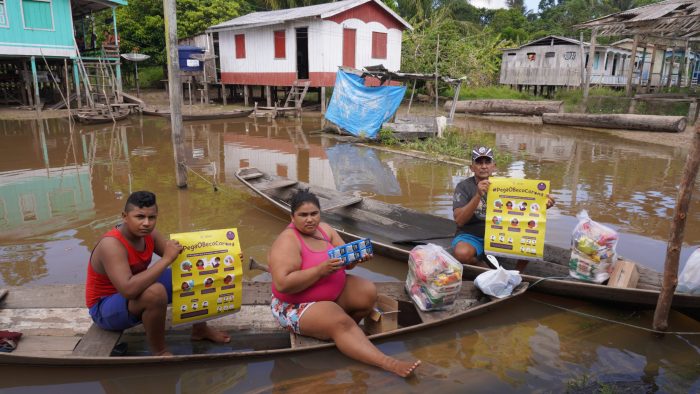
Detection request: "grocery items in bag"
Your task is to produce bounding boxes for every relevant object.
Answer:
[568,210,618,283]
[405,244,462,311]
[678,248,700,295]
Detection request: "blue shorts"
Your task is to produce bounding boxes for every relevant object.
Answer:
[451,233,484,257]
[88,268,173,331]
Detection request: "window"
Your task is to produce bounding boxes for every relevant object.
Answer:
[235,34,246,59]
[0,1,8,27]
[274,30,286,59]
[545,52,555,58]
[19,194,37,222]
[22,0,54,31]
[371,32,387,59]
[526,52,536,61]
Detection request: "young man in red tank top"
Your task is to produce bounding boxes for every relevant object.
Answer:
[86,191,230,355]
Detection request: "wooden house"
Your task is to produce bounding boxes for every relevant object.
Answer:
[206,0,411,106]
[0,0,127,110]
[499,35,633,90]
[613,39,699,87]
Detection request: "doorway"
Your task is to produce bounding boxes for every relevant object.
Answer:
[296,27,309,80]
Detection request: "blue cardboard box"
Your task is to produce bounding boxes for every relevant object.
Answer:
[328,238,373,265]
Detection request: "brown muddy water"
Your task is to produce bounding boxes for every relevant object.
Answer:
[0,114,699,393]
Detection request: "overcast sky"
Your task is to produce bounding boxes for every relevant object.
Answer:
[468,0,541,12]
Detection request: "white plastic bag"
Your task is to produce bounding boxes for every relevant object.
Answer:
[678,248,700,295]
[405,244,463,311]
[569,210,619,283]
[474,255,522,298]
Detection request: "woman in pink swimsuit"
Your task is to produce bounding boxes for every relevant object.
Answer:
[269,189,420,378]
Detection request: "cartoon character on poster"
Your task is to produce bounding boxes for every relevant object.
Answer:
[485,178,549,260]
[170,228,243,326]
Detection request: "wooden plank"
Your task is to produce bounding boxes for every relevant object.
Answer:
[257,179,298,191]
[415,298,480,324]
[13,336,81,358]
[72,323,122,357]
[289,332,328,349]
[0,307,92,336]
[239,171,264,180]
[320,196,363,211]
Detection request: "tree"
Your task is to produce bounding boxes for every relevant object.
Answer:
[116,0,243,64]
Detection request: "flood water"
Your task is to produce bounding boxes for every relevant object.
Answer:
[1,113,699,392]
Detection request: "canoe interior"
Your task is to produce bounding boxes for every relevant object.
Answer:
[0,279,524,365]
[235,167,700,312]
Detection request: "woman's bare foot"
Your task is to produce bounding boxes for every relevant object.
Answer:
[191,323,231,343]
[383,358,421,378]
[153,350,173,356]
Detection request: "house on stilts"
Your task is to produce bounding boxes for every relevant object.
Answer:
[499,35,699,94]
[205,0,412,111]
[0,0,127,111]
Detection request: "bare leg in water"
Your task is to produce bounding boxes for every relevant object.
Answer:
[299,301,421,378]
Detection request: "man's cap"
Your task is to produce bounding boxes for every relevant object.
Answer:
[471,146,494,162]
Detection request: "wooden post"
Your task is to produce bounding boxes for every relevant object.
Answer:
[164,0,187,188]
[73,60,82,108]
[646,44,658,92]
[658,46,667,88]
[244,85,249,107]
[677,40,689,88]
[320,86,326,114]
[434,33,439,116]
[583,29,598,106]
[265,85,271,107]
[30,56,41,114]
[666,47,676,88]
[625,34,639,97]
[579,32,585,88]
[64,59,70,111]
[222,83,227,105]
[653,123,700,331]
[407,79,416,115]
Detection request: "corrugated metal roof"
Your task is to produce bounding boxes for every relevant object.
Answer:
[208,0,411,32]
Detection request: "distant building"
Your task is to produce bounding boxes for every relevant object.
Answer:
[499,35,699,90]
[499,35,631,89]
[206,0,411,88]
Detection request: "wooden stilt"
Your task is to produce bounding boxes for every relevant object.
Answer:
[222,83,227,106]
[265,85,271,107]
[244,85,249,107]
[653,123,700,331]
[625,34,639,97]
[321,86,326,114]
[30,56,41,114]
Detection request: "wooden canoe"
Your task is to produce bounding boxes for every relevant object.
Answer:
[0,281,526,366]
[235,167,700,317]
[72,108,131,124]
[142,108,253,121]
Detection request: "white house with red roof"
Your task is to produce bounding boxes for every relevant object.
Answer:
[206,0,411,88]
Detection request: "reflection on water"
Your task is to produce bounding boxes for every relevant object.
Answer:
[326,144,401,196]
[1,114,699,391]
[2,294,699,393]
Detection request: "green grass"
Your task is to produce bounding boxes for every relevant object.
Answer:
[136,66,165,89]
[454,86,534,101]
[381,128,510,166]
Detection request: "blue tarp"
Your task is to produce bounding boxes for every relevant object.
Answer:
[324,70,406,139]
[325,144,401,196]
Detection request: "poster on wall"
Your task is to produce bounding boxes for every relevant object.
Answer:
[485,178,550,260]
[170,228,243,326]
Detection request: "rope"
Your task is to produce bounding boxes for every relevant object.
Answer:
[529,298,700,335]
[179,163,288,225]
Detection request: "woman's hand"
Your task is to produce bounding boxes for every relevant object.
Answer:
[346,253,373,270]
[316,258,344,277]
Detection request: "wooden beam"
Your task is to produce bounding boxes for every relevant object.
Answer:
[645,44,658,92]
[653,124,700,331]
[30,56,40,114]
[625,34,639,97]
[583,29,598,105]
[666,46,676,88]
[164,0,187,187]
[677,40,689,88]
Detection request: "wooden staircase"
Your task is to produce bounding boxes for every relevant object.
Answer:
[283,80,310,109]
